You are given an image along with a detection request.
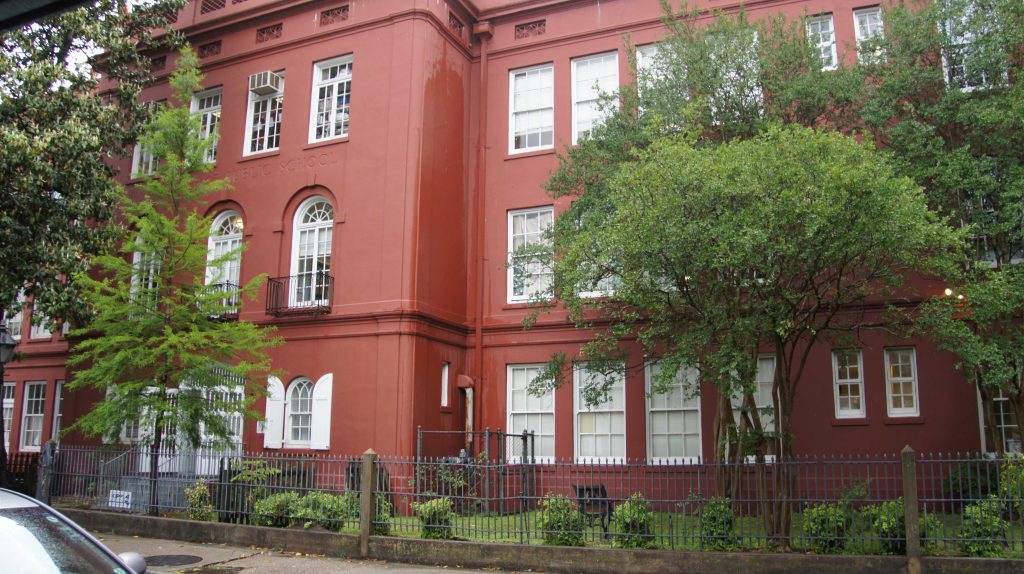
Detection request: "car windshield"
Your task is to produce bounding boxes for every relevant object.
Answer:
[0,507,129,574]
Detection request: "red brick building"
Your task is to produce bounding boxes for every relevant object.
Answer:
[2,0,1006,461]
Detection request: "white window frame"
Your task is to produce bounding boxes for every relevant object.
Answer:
[2,383,14,451]
[29,306,51,340]
[884,347,920,417]
[806,14,838,71]
[729,354,777,462]
[508,63,554,154]
[244,71,285,156]
[308,55,353,143]
[573,363,626,464]
[507,364,555,463]
[5,297,23,341]
[289,197,334,308]
[441,362,450,408]
[207,210,244,309]
[832,350,866,418]
[941,0,1005,92]
[571,51,619,145]
[853,6,884,62]
[285,378,314,448]
[507,206,553,304]
[989,387,1022,454]
[707,28,764,124]
[51,380,64,441]
[646,363,701,464]
[20,381,46,452]
[131,143,156,178]
[191,87,223,164]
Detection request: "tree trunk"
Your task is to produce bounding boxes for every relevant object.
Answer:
[148,410,164,516]
[977,383,1003,456]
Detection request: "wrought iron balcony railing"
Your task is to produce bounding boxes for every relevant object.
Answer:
[266,272,333,317]
[206,282,241,321]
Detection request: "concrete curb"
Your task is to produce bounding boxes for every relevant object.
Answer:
[63,508,1024,574]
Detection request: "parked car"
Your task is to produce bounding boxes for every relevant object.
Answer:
[0,488,147,573]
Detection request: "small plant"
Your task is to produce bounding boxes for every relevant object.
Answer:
[536,494,585,546]
[184,479,217,521]
[802,502,851,553]
[292,492,348,531]
[944,461,1000,501]
[252,491,301,527]
[863,498,941,555]
[699,497,737,551]
[959,495,1009,557]
[411,497,456,539]
[611,493,655,549]
[1000,455,1024,516]
[372,495,394,536]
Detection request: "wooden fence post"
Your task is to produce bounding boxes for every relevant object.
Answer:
[901,445,921,574]
[359,449,377,559]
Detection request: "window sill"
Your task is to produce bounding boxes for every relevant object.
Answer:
[505,147,555,161]
[20,446,41,453]
[883,415,924,425]
[831,417,870,427]
[239,150,281,163]
[503,300,550,310]
[304,137,349,151]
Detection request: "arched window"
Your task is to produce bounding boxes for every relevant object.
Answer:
[291,197,333,307]
[207,211,243,311]
[287,378,313,445]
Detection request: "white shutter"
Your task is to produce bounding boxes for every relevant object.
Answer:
[264,377,285,449]
[310,373,333,450]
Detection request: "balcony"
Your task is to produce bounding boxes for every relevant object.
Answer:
[206,282,241,321]
[266,272,333,317]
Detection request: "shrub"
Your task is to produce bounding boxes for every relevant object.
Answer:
[802,502,851,553]
[699,497,737,551]
[944,461,1000,501]
[292,492,349,531]
[958,495,1009,557]
[340,491,361,523]
[252,491,301,527]
[537,494,585,546]
[611,493,655,549]
[1000,455,1024,516]
[864,498,941,555]
[184,479,216,522]
[411,497,456,539]
[372,495,394,536]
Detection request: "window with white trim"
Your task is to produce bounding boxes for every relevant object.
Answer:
[29,306,51,340]
[731,355,776,433]
[286,378,313,446]
[245,72,284,155]
[707,29,763,124]
[646,363,701,463]
[192,87,222,163]
[130,244,161,309]
[572,51,618,144]
[207,210,244,309]
[2,383,14,451]
[441,362,450,408]
[5,297,23,341]
[806,14,838,70]
[20,382,46,451]
[51,380,63,440]
[309,55,353,143]
[507,364,555,462]
[942,0,1005,91]
[509,64,554,153]
[885,348,920,417]
[574,363,625,462]
[263,374,332,450]
[290,197,333,307]
[990,388,1022,454]
[508,207,553,303]
[832,350,865,418]
[131,144,156,178]
[854,6,884,63]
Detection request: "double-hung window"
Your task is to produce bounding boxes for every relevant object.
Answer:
[264,374,333,450]
[942,0,1004,91]
[509,64,554,154]
[731,355,776,433]
[806,14,838,70]
[854,7,884,63]
[707,29,763,124]
[131,144,156,178]
[309,55,353,143]
[574,363,625,463]
[571,51,618,144]
[192,88,222,163]
[290,197,333,308]
[206,210,244,310]
[130,245,161,311]
[51,381,63,440]
[508,207,553,303]
[245,72,285,155]
[646,363,701,463]
[30,306,51,340]
[286,378,313,446]
[885,348,920,417]
[2,383,13,451]
[507,364,555,462]
[5,297,23,341]
[832,350,865,418]
[20,382,46,451]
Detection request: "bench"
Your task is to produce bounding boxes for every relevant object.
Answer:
[574,483,612,536]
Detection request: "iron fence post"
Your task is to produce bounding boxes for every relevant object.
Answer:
[901,446,921,574]
[36,441,55,504]
[359,448,378,559]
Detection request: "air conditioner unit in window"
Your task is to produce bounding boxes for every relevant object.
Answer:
[249,71,282,95]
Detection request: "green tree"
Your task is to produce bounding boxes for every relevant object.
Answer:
[67,48,281,514]
[0,0,183,489]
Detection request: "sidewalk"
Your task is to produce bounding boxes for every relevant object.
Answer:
[94,533,499,574]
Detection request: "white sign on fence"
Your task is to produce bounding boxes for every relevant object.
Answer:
[108,490,132,510]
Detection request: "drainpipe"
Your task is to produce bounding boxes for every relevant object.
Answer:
[471,21,493,453]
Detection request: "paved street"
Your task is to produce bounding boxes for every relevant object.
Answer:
[95,533,502,574]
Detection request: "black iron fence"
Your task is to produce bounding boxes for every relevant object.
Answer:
[266,272,333,316]
[6,451,39,496]
[37,444,1024,557]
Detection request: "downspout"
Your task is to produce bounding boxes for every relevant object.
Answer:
[471,21,493,452]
